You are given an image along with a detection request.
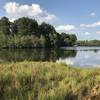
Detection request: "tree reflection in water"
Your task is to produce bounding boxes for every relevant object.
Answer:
[0,48,77,62]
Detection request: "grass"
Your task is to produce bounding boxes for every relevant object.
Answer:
[0,61,100,100]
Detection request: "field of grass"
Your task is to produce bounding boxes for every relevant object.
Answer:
[0,61,100,100]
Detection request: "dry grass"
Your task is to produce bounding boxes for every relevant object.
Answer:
[0,61,100,100]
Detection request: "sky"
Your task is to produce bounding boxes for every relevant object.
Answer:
[0,0,100,40]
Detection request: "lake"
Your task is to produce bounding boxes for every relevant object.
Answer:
[0,47,100,67]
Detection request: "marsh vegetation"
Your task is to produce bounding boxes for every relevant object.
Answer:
[0,62,100,100]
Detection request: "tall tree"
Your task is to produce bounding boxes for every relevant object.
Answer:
[38,22,56,35]
[60,33,77,46]
[39,22,56,47]
[14,17,38,35]
[0,17,11,35]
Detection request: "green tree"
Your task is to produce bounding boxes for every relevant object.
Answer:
[0,17,11,35]
[39,35,46,47]
[49,32,60,47]
[14,17,38,35]
[0,17,78,48]
[39,22,57,47]
[10,23,17,35]
[69,34,77,45]
[39,22,56,36]
[60,33,77,46]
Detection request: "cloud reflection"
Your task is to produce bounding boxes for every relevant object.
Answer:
[56,58,74,65]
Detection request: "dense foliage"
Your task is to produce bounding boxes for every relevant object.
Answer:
[0,62,100,100]
[0,17,77,48]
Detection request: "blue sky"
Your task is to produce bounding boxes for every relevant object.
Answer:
[0,0,100,40]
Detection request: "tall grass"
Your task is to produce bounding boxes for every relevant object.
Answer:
[0,61,100,100]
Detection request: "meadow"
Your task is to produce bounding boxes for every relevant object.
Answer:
[0,61,100,100]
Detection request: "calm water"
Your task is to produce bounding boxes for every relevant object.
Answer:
[0,47,100,67]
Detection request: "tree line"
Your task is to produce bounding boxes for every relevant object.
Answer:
[76,40,100,46]
[0,17,77,48]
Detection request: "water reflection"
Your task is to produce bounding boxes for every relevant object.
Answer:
[57,47,100,67]
[1,47,100,67]
[0,49,77,62]
[56,58,74,65]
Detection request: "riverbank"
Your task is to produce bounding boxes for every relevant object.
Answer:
[0,61,100,100]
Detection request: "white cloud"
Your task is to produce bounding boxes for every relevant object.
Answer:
[80,21,100,29]
[96,31,100,34]
[90,12,96,17]
[55,25,75,32]
[9,18,17,22]
[45,14,56,21]
[84,32,91,35]
[4,2,56,22]
[81,31,100,35]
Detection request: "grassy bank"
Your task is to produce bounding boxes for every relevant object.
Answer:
[0,62,100,100]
